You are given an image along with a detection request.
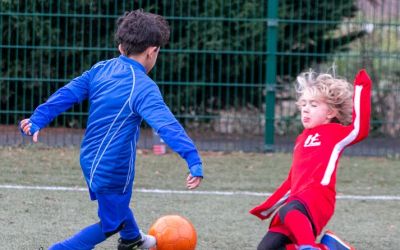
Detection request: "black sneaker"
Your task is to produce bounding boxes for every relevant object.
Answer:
[118,231,156,250]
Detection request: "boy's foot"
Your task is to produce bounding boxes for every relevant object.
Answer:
[118,231,156,250]
[320,230,355,250]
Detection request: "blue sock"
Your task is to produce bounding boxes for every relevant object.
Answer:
[49,223,106,250]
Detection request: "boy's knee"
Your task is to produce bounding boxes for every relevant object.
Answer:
[278,200,308,222]
[257,232,290,250]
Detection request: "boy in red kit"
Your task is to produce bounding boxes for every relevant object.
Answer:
[250,69,371,250]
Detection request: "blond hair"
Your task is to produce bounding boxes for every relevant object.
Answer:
[295,71,353,125]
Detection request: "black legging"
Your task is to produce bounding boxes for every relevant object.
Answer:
[257,231,291,250]
[257,200,316,250]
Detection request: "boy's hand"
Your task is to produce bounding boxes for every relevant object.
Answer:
[186,174,202,189]
[354,69,372,86]
[19,119,40,142]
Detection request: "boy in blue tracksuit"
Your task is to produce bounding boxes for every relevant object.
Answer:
[19,9,203,250]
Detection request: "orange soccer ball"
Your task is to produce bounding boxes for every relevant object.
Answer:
[148,215,197,250]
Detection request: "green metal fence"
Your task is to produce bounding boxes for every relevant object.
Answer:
[1,0,399,155]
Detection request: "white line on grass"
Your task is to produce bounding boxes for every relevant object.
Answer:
[0,184,399,201]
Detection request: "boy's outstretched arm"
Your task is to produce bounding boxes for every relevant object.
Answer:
[249,177,291,220]
[133,85,203,189]
[19,71,90,142]
[157,122,203,190]
[349,69,372,144]
[249,169,292,220]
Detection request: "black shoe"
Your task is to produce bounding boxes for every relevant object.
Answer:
[117,232,156,250]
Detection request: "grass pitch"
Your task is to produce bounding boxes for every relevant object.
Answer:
[0,146,399,249]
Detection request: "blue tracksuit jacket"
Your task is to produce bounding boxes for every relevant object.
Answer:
[29,55,203,194]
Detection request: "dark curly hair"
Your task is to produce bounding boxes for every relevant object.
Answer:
[115,9,170,56]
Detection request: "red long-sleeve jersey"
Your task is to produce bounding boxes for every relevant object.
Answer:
[250,70,371,235]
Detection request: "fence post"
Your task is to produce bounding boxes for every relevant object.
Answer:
[264,0,278,151]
